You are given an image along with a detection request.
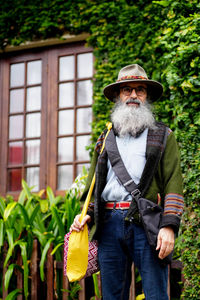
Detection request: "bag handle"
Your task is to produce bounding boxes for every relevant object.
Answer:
[79,122,112,223]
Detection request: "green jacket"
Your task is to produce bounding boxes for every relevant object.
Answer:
[82,123,184,240]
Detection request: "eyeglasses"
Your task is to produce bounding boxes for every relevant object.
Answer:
[120,86,147,97]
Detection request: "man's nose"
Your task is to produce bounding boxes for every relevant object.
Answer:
[130,88,137,98]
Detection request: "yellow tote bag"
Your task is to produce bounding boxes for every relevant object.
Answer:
[66,123,112,282]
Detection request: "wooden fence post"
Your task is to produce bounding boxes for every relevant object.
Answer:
[31,239,39,300]
[17,250,23,300]
[62,263,69,299]
[47,243,54,300]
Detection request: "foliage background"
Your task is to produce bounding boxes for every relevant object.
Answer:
[0,0,200,298]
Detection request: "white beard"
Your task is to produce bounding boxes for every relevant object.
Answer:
[111,98,156,137]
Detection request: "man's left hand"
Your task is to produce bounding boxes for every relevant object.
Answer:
[156,226,175,259]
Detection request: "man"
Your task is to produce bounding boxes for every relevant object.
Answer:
[70,64,184,299]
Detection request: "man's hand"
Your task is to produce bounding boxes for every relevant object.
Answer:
[70,214,91,232]
[156,226,175,259]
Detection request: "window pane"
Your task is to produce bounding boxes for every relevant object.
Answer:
[8,168,22,191]
[58,137,73,162]
[76,108,92,133]
[27,60,42,85]
[8,142,23,165]
[10,89,24,113]
[59,83,74,108]
[77,80,93,105]
[76,135,90,161]
[26,140,40,164]
[57,165,73,190]
[26,113,41,138]
[77,53,93,78]
[10,63,25,87]
[9,115,23,139]
[58,110,74,135]
[59,56,74,81]
[26,87,41,111]
[26,167,39,191]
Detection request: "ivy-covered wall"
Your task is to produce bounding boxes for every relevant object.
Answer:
[1,0,200,298]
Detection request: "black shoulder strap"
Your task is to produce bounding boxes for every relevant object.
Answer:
[105,123,168,197]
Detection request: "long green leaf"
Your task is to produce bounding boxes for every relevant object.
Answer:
[33,213,46,233]
[0,219,4,248]
[51,206,65,237]
[32,228,47,247]
[46,186,56,208]
[29,204,40,224]
[0,197,6,217]
[92,272,101,298]
[40,237,54,281]
[4,264,22,291]
[22,179,32,200]
[4,229,14,267]
[17,204,30,226]
[17,241,29,299]
[5,289,22,300]
[18,189,26,205]
[50,242,63,255]
[3,202,17,221]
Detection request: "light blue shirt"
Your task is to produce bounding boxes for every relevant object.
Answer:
[101,128,148,202]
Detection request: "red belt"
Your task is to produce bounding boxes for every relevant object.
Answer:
[105,202,131,210]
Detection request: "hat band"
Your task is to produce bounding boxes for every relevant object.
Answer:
[117,75,147,82]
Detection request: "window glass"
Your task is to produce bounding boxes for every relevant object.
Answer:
[76,135,90,161]
[27,60,42,85]
[26,87,41,111]
[26,140,40,164]
[77,80,93,105]
[9,115,24,139]
[10,89,24,113]
[26,113,41,138]
[10,63,25,87]
[59,56,74,81]
[58,137,73,162]
[57,165,73,190]
[26,167,40,191]
[59,83,74,108]
[8,142,23,165]
[58,110,74,135]
[8,168,22,191]
[76,108,92,133]
[77,53,93,78]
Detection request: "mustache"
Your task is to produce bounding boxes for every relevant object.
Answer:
[126,98,141,105]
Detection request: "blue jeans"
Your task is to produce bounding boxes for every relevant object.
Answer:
[98,209,168,300]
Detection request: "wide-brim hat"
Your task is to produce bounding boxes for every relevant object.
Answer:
[103,64,163,102]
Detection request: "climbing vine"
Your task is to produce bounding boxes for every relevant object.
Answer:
[1,0,200,298]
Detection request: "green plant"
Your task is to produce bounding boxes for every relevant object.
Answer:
[0,167,88,299]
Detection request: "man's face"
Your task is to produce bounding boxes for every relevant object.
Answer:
[119,82,147,107]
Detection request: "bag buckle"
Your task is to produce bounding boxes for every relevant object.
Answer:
[131,189,141,199]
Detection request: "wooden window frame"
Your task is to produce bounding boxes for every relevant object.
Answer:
[0,42,93,198]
